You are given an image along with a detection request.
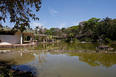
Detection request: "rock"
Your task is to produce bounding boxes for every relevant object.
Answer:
[96,50,99,52]
[96,45,114,50]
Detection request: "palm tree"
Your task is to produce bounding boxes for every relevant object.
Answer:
[35,26,39,34]
[69,33,74,43]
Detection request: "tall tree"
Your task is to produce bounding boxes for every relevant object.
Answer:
[83,18,100,33]
[35,26,39,34]
[45,30,52,35]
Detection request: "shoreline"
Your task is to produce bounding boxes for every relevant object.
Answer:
[0,44,37,48]
[0,41,60,48]
[0,49,116,54]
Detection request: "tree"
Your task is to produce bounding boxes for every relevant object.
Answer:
[45,30,52,35]
[94,17,116,41]
[79,21,86,26]
[0,0,42,44]
[83,18,100,33]
[35,26,39,34]
[61,27,65,32]
[0,0,42,28]
[70,26,79,37]
[47,35,53,42]
[68,33,74,42]
[50,28,55,35]
[38,25,44,34]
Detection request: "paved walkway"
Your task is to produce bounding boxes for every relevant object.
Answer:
[0,43,36,48]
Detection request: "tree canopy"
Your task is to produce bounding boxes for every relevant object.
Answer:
[0,0,42,30]
[39,17,116,43]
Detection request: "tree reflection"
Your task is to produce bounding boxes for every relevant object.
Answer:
[38,52,47,65]
[57,42,98,51]
[34,52,48,65]
[0,51,35,65]
[34,43,59,50]
[67,52,116,67]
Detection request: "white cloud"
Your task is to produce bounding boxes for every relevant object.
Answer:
[59,23,66,29]
[30,21,44,29]
[72,22,79,25]
[49,8,59,16]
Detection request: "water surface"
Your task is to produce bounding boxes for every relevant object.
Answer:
[0,43,116,77]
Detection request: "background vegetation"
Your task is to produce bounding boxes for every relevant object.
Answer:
[34,17,116,43]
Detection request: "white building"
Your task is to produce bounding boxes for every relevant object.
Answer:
[0,28,34,44]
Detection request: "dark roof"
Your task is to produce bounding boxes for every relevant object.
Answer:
[0,27,35,33]
[0,27,59,37]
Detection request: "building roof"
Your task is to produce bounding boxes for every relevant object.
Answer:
[34,34,59,37]
[0,27,59,37]
[0,27,35,34]
[34,34,48,37]
[0,27,12,31]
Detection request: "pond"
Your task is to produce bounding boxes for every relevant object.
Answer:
[0,43,116,77]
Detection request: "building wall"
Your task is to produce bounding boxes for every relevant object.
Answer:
[0,32,21,44]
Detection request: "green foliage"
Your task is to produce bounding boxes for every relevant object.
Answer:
[41,17,116,43]
[76,17,116,43]
[105,38,112,43]
[93,17,116,41]
[80,37,93,42]
[0,0,42,31]
[61,27,65,32]
[83,18,100,32]
[45,30,52,35]
[0,30,16,35]
[47,35,53,39]
[66,26,79,38]
[63,38,70,42]
[50,28,56,33]
[34,36,39,42]
[68,33,74,37]
[72,38,80,43]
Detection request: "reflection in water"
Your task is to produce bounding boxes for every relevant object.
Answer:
[0,42,116,77]
[34,52,47,65]
[0,51,35,65]
[20,52,22,57]
[66,52,116,67]
[12,65,37,75]
[1,51,116,77]
[1,51,116,68]
[33,42,116,51]
[33,43,98,51]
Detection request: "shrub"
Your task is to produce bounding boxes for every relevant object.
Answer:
[80,37,93,42]
[72,38,80,42]
[105,38,112,43]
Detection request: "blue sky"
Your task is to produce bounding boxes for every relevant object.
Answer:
[3,0,116,29]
